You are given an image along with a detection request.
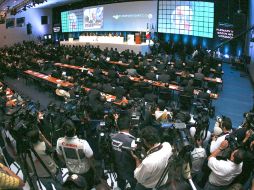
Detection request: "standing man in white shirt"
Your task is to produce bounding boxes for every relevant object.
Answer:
[210,116,232,153]
[132,126,173,190]
[205,140,245,190]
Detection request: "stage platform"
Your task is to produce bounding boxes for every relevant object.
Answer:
[60,41,151,55]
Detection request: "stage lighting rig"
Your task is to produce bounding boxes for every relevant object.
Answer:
[5,0,47,15]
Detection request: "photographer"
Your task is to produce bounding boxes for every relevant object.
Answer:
[210,116,232,153]
[132,126,172,190]
[204,140,245,190]
[232,129,254,187]
[111,113,137,190]
[56,120,96,189]
[27,129,62,190]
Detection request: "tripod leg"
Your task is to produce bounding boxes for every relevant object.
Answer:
[19,153,37,190]
[26,150,43,190]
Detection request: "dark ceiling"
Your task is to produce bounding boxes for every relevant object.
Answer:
[0,0,145,11]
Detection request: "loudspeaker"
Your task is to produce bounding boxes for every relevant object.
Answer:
[41,16,48,25]
[27,23,32,35]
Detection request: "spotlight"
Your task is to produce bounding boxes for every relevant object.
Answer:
[237,9,242,14]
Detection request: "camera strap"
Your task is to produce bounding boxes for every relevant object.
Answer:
[146,143,163,156]
[119,132,135,139]
[219,131,230,137]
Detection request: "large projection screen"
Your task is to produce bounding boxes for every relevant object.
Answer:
[158,1,214,38]
[61,9,83,32]
[84,7,104,29]
[61,1,157,32]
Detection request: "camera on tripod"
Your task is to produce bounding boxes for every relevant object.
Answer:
[7,102,39,153]
[193,101,209,114]
[193,113,209,141]
[130,111,141,128]
[161,122,193,155]
[118,137,144,160]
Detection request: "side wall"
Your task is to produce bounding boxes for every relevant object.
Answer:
[0,8,52,47]
[248,0,254,63]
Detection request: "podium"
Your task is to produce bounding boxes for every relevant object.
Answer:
[127,34,135,44]
[135,33,141,44]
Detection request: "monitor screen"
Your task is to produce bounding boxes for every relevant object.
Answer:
[6,18,15,28]
[16,17,25,27]
[158,1,214,38]
[61,9,83,32]
[216,22,234,40]
[61,1,157,32]
[83,7,103,29]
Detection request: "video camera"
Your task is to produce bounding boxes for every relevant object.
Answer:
[225,134,240,151]
[193,113,209,141]
[5,101,39,153]
[161,122,193,156]
[118,137,144,160]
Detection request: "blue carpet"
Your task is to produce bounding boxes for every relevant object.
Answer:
[212,63,254,128]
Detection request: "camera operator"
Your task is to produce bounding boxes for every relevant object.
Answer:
[232,129,254,187]
[56,120,96,190]
[204,140,245,190]
[190,139,207,177]
[132,126,172,190]
[27,129,62,190]
[210,116,232,153]
[111,113,137,190]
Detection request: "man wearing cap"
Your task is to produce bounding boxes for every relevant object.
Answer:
[56,120,95,189]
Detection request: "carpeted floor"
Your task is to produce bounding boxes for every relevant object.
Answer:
[4,76,61,109]
[212,63,254,128]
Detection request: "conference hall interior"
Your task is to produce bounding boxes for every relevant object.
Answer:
[0,0,254,190]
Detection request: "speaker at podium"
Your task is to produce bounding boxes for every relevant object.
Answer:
[135,33,141,44]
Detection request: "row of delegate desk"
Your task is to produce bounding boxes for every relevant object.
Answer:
[54,63,219,99]
[108,61,223,84]
[23,70,128,106]
[0,82,25,108]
